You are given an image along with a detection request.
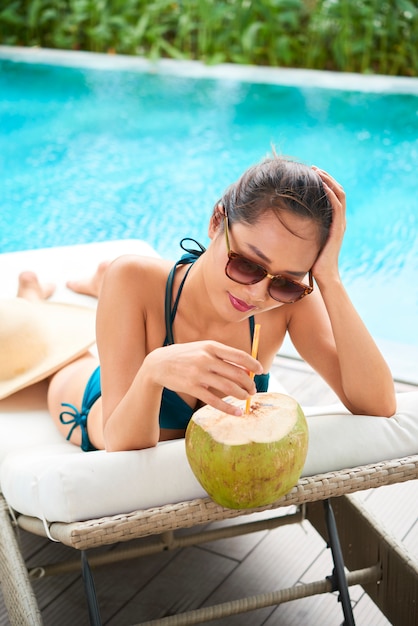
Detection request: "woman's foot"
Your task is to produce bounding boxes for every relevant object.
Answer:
[17,271,55,301]
[66,261,110,298]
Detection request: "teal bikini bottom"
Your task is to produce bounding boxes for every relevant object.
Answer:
[59,365,101,452]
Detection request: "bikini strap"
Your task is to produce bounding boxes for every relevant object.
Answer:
[164,239,206,345]
[249,315,255,339]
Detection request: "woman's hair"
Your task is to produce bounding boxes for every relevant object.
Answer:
[217,156,332,248]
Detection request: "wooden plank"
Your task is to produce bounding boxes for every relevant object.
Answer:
[40,541,180,626]
[105,546,237,625]
[353,593,391,626]
[262,525,347,626]
[269,520,386,625]
[196,522,327,626]
[286,527,391,625]
[199,506,298,561]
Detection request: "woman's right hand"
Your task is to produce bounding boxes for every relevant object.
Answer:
[144,340,263,416]
[311,166,346,285]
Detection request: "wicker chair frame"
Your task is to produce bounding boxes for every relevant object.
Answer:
[1,454,417,625]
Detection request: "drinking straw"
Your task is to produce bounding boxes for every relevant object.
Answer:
[245,323,261,415]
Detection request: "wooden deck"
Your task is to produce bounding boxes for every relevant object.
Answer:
[0,356,417,626]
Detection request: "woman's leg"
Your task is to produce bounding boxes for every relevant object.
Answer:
[18,261,110,301]
[66,261,110,298]
[17,271,55,300]
[16,267,107,450]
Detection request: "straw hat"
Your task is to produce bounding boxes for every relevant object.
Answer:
[0,298,96,400]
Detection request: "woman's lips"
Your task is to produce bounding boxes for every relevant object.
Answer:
[228,292,256,313]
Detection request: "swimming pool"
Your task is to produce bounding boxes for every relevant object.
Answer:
[1,48,417,380]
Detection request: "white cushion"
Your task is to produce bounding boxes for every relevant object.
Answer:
[1,241,417,523]
[1,390,417,523]
[303,393,418,474]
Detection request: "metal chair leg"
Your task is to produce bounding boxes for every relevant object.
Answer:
[81,551,102,626]
[323,499,355,626]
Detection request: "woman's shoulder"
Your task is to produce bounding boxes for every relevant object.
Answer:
[98,254,174,316]
[106,254,173,285]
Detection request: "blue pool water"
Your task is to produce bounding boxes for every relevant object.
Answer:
[1,52,418,358]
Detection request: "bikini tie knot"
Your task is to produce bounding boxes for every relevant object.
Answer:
[59,403,93,452]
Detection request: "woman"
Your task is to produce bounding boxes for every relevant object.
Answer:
[45,155,396,452]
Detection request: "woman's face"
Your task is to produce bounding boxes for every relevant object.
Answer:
[207,209,321,319]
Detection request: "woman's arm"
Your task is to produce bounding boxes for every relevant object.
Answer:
[96,256,263,451]
[96,255,164,450]
[287,169,396,417]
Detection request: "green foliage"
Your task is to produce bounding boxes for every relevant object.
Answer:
[0,0,416,76]
[306,0,418,75]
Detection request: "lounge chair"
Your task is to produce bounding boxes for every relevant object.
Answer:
[1,241,417,625]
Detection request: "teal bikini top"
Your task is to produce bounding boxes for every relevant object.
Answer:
[160,240,269,430]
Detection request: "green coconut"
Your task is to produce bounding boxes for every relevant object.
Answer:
[185,392,308,509]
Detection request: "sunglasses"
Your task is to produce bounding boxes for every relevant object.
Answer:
[223,213,314,304]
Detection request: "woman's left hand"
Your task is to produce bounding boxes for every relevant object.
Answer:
[311,167,346,284]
